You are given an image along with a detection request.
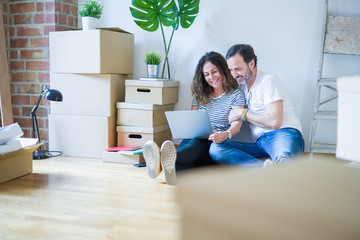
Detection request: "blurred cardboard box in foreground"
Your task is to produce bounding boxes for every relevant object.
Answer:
[177,157,360,240]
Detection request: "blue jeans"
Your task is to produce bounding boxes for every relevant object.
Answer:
[209,128,305,167]
[175,138,215,171]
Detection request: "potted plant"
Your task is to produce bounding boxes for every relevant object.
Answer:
[79,0,104,30]
[144,51,162,79]
[130,0,200,79]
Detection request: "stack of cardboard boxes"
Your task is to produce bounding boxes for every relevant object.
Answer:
[102,80,179,164]
[48,28,134,158]
[114,80,180,163]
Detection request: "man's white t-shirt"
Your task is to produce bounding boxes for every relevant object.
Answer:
[243,70,302,141]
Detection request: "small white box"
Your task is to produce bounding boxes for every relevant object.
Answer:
[125,80,179,105]
[117,125,171,147]
[51,74,126,116]
[336,76,360,162]
[49,115,116,158]
[50,28,134,74]
[117,102,173,127]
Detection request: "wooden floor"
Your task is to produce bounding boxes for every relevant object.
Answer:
[0,157,181,240]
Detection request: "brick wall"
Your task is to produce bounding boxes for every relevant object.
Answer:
[1,0,78,148]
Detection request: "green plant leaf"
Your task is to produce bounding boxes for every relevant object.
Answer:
[130,0,176,32]
[171,0,199,30]
[158,0,176,27]
[170,3,180,30]
[179,0,199,28]
[144,51,162,65]
[132,0,155,9]
[79,0,103,19]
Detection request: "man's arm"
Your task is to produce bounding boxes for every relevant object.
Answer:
[229,100,283,129]
[209,106,243,143]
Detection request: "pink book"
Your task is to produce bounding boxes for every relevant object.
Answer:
[105,146,141,152]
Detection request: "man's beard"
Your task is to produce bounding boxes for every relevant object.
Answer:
[237,66,252,89]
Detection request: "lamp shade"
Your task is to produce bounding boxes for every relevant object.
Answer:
[44,89,63,102]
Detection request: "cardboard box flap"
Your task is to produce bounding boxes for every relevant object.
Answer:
[97,27,133,34]
[19,138,39,147]
[125,80,179,88]
[65,27,133,34]
[0,138,40,160]
[117,102,174,110]
[117,125,169,134]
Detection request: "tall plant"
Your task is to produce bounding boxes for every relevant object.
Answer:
[130,0,200,79]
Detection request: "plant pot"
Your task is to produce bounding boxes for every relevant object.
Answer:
[146,64,160,78]
[82,17,98,30]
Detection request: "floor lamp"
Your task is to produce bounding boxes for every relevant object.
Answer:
[30,84,63,159]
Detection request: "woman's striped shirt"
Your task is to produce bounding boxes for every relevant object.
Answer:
[192,88,245,132]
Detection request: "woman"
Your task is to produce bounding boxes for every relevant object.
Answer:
[143,51,245,185]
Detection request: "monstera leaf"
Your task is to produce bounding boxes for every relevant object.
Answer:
[172,0,199,30]
[130,0,176,32]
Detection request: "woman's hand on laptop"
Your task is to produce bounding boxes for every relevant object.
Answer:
[208,131,228,143]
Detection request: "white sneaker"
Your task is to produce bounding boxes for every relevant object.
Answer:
[143,140,161,179]
[263,159,274,168]
[160,140,177,185]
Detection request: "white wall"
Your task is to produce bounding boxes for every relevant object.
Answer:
[79,0,360,151]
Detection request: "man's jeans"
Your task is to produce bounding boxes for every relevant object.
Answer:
[209,128,305,167]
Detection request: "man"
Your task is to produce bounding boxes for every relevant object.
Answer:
[209,44,304,167]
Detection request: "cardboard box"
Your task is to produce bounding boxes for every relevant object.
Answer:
[49,115,116,158]
[50,28,134,74]
[117,125,171,147]
[177,158,360,240]
[51,74,126,116]
[102,151,145,164]
[336,76,360,162]
[125,80,179,105]
[117,102,173,127]
[0,138,40,184]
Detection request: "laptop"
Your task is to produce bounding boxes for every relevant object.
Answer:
[165,110,213,139]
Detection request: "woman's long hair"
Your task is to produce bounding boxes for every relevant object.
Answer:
[191,51,238,105]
